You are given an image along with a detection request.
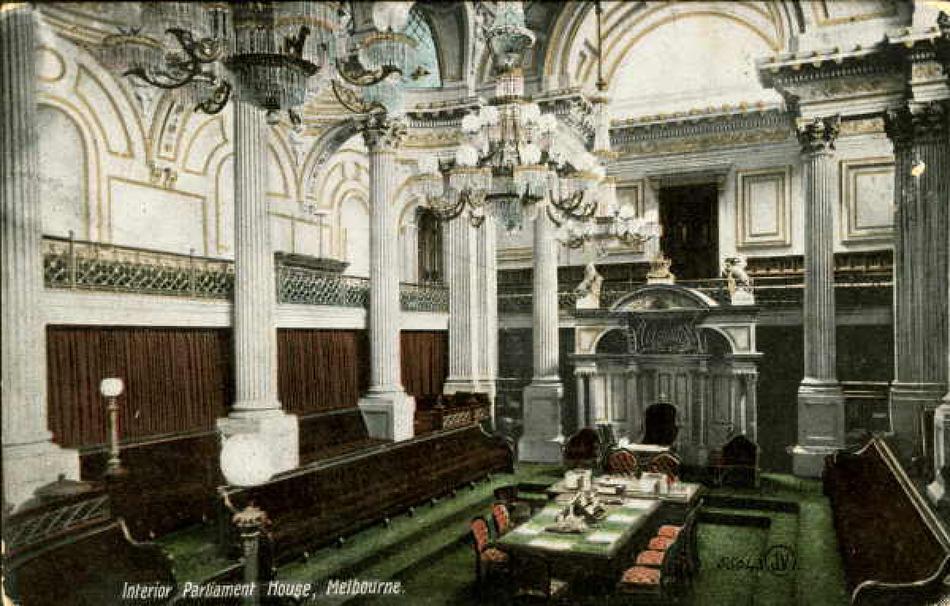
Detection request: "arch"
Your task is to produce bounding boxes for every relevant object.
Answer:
[701,326,736,356]
[299,121,362,193]
[37,104,91,239]
[610,284,718,312]
[594,328,628,355]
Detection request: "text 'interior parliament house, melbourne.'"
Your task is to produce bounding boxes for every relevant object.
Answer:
[2,1,950,605]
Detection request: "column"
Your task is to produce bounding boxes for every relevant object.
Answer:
[518,208,565,462]
[885,102,950,468]
[791,115,846,477]
[2,4,80,509]
[218,102,298,476]
[443,214,481,394]
[477,214,499,414]
[626,361,641,441]
[357,116,414,441]
[695,360,709,464]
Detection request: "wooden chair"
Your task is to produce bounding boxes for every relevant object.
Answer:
[469,516,509,594]
[617,524,686,602]
[646,452,682,479]
[605,448,639,476]
[491,502,511,536]
[562,427,603,470]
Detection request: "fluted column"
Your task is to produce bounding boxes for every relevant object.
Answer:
[218,102,297,476]
[792,116,846,477]
[358,116,414,441]
[518,208,565,462]
[1,4,80,508]
[443,215,480,394]
[885,102,950,467]
[477,214,499,408]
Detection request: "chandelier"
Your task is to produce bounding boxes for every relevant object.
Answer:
[556,178,661,254]
[92,2,418,123]
[412,1,605,233]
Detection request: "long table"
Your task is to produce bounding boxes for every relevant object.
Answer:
[498,477,703,593]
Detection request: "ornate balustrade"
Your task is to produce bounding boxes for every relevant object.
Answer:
[42,235,448,312]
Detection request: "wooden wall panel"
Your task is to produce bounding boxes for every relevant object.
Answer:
[47,326,231,448]
[277,329,369,416]
[400,331,448,399]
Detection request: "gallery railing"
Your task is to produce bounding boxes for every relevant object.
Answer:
[42,235,448,313]
[497,272,893,313]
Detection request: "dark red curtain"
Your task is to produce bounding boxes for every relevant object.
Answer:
[47,326,232,449]
[401,331,448,399]
[277,329,369,416]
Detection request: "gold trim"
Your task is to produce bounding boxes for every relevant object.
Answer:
[812,1,897,26]
[38,94,102,241]
[839,157,894,243]
[37,45,66,83]
[183,115,229,176]
[735,166,792,249]
[74,65,133,158]
[107,175,208,254]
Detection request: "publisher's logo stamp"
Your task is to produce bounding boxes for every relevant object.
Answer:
[715,544,797,576]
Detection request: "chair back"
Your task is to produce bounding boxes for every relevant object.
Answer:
[722,435,758,466]
[491,502,511,536]
[606,449,639,476]
[563,427,603,469]
[643,403,678,445]
[470,516,491,554]
[647,452,681,478]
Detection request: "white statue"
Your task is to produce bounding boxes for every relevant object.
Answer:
[575,261,603,309]
[722,256,754,305]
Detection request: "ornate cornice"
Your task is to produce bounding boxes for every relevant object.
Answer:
[533,87,596,142]
[796,115,840,155]
[610,106,793,157]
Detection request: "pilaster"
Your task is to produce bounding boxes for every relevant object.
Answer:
[2,4,80,508]
[218,102,297,476]
[792,116,846,478]
[477,214,499,409]
[443,213,481,395]
[358,115,414,441]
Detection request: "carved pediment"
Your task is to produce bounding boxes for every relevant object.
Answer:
[611,285,713,312]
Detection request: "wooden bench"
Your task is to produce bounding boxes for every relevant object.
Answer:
[297,407,384,464]
[82,431,223,540]
[415,392,492,434]
[824,437,950,605]
[4,483,176,606]
[219,425,514,564]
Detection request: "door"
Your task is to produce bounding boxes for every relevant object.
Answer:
[659,184,719,280]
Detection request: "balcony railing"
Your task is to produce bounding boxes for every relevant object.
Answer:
[42,235,448,313]
[497,272,893,313]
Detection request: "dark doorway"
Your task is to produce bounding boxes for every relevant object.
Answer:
[659,184,719,279]
[756,325,803,473]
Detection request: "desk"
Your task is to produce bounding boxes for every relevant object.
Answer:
[547,476,703,509]
[497,498,662,593]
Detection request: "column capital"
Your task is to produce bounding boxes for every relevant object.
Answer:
[796,115,840,155]
[361,114,408,152]
[884,102,950,147]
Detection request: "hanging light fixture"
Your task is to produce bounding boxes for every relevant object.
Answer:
[90,1,417,122]
[412,1,603,233]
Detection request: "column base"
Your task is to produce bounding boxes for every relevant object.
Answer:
[793,382,845,478]
[218,409,299,477]
[517,382,564,464]
[889,382,945,464]
[359,390,415,442]
[2,441,80,511]
[927,400,950,510]
[443,378,482,395]
[789,445,838,478]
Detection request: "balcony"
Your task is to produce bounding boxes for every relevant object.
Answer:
[42,235,448,313]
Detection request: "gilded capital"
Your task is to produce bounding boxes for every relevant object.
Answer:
[884,102,949,147]
[796,115,840,155]
[360,113,408,152]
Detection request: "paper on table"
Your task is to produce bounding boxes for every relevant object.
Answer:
[513,525,542,535]
[586,531,622,543]
[528,538,574,550]
[606,513,640,524]
[621,498,657,509]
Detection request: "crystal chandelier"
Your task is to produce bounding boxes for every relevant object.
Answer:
[412,1,605,233]
[92,2,417,123]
